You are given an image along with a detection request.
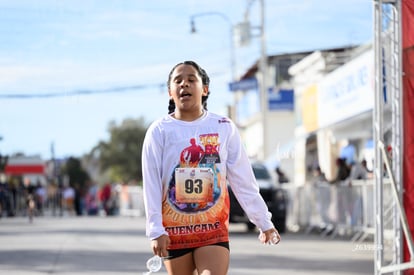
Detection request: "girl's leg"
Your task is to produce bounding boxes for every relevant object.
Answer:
[193,245,230,275]
[164,252,197,275]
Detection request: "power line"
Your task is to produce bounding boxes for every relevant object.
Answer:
[0,83,167,99]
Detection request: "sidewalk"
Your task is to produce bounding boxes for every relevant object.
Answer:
[0,215,376,275]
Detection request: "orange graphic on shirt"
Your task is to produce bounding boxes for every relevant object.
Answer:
[163,181,229,250]
[180,138,204,167]
[199,133,221,164]
[164,133,228,250]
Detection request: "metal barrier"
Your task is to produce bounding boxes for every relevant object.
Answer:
[0,183,146,218]
[286,179,394,242]
[118,185,145,217]
[3,179,395,244]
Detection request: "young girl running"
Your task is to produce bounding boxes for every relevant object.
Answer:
[142,60,280,275]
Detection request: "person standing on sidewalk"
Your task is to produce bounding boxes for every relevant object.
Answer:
[142,60,280,275]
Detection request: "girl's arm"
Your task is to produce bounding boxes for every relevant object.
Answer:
[142,123,169,240]
[225,122,274,232]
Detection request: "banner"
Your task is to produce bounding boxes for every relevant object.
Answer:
[402,0,414,270]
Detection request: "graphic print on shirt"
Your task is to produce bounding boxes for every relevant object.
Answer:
[163,132,229,249]
[167,133,222,213]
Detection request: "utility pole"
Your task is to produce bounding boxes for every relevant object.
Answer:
[243,0,268,159]
[258,0,268,160]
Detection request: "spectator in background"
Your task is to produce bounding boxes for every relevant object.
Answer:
[74,183,83,216]
[313,166,327,183]
[26,193,36,223]
[100,182,112,216]
[312,166,332,228]
[347,159,368,183]
[85,181,98,216]
[35,181,46,216]
[346,159,370,226]
[0,181,6,217]
[62,184,75,215]
[362,159,373,179]
[275,167,289,184]
[47,181,59,216]
[331,157,350,185]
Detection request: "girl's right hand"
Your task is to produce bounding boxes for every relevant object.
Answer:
[151,234,170,258]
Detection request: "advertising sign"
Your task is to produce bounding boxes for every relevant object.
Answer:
[229,77,258,92]
[268,88,294,111]
[317,50,374,128]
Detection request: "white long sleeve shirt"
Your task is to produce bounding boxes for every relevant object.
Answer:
[141,111,273,249]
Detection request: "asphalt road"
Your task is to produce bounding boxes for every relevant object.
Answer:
[0,215,375,275]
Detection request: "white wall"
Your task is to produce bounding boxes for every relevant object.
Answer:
[265,111,296,182]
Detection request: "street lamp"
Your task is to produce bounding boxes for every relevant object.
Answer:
[190,2,268,159]
[189,12,237,81]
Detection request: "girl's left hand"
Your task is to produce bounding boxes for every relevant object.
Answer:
[259,228,281,245]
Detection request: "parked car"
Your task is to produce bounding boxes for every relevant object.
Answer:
[228,161,287,233]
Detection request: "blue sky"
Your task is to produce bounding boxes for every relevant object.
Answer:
[0,0,373,159]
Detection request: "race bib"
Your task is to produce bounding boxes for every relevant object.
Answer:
[175,168,214,204]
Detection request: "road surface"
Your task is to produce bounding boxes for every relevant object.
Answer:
[0,215,376,274]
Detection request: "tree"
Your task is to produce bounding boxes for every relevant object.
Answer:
[61,157,90,187]
[90,117,148,183]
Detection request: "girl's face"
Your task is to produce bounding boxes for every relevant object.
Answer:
[168,64,208,119]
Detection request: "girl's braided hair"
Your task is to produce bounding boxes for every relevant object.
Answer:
[167,61,210,114]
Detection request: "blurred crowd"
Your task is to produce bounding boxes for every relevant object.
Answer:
[0,179,133,218]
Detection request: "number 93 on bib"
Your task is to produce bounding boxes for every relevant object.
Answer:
[174,168,214,204]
